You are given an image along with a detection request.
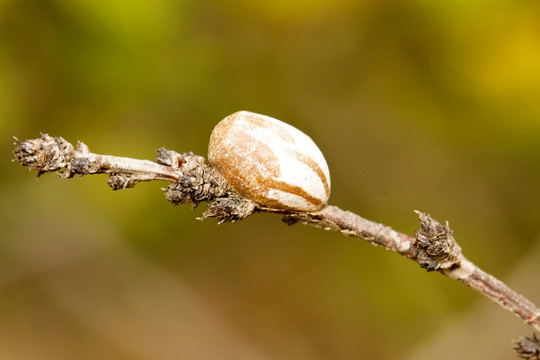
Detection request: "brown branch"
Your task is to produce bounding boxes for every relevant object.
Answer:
[287,208,540,333]
[13,134,540,348]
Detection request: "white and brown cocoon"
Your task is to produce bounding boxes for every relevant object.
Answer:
[208,111,331,212]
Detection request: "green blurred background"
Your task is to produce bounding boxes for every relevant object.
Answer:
[1,0,539,359]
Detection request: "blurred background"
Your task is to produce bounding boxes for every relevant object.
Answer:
[1,0,539,359]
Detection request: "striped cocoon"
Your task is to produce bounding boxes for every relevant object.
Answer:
[208,111,330,212]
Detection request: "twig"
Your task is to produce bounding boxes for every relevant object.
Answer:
[287,208,540,333]
[13,134,540,350]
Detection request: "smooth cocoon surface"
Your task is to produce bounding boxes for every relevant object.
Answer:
[208,111,331,211]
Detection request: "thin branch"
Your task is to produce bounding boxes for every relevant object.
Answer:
[13,134,540,346]
[287,208,540,333]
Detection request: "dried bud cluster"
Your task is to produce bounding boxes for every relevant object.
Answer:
[414,211,462,271]
[159,149,229,206]
[13,135,74,176]
[514,333,540,360]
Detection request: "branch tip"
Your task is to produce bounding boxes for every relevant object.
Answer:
[13,134,74,176]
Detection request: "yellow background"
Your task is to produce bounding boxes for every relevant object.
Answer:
[1,0,539,359]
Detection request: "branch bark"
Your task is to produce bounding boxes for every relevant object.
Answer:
[13,134,540,353]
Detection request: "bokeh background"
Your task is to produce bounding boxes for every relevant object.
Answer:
[1,0,539,359]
